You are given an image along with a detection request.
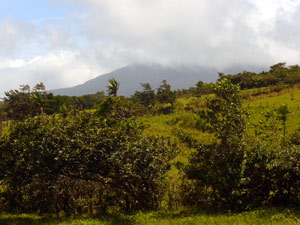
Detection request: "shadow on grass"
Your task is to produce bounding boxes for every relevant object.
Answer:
[0,215,56,225]
[0,214,134,225]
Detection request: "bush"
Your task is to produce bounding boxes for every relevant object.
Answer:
[96,97,149,118]
[165,114,199,129]
[238,136,300,208]
[182,79,300,209]
[290,127,300,145]
[0,112,178,214]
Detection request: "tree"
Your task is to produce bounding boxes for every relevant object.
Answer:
[132,83,156,107]
[270,62,286,72]
[193,81,210,96]
[96,97,148,119]
[276,104,290,136]
[156,80,176,105]
[2,85,32,120]
[184,79,246,207]
[31,82,47,114]
[2,83,52,120]
[106,77,120,97]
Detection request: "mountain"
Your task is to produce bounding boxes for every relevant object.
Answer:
[49,63,219,96]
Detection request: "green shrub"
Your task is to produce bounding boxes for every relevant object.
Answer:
[182,79,300,209]
[96,97,149,118]
[290,127,300,145]
[0,112,178,214]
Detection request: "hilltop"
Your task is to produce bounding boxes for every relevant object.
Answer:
[49,63,266,97]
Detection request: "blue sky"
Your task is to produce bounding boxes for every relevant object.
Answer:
[0,0,300,95]
[0,0,81,22]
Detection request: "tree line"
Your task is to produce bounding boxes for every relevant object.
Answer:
[219,62,300,89]
[0,78,179,121]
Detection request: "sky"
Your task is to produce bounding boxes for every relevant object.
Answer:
[1,0,300,94]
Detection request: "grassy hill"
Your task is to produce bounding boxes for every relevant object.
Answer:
[139,86,300,186]
[142,86,300,138]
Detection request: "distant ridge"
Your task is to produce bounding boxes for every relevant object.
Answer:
[50,63,219,96]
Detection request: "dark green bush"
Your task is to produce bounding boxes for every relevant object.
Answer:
[96,97,149,118]
[0,112,177,214]
[290,127,300,145]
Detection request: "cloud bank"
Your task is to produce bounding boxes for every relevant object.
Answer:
[1,0,300,94]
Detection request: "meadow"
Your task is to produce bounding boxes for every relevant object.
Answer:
[142,86,300,138]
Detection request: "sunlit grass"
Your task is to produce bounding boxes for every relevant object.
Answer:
[1,207,300,225]
[244,88,300,133]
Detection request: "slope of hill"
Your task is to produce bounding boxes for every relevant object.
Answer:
[50,63,219,96]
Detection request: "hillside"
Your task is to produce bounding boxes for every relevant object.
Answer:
[142,86,300,138]
[50,64,219,96]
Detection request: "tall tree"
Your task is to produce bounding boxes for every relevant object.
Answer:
[31,82,47,114]
[184,79,246,207]
[132,83,156,107]
[106,77,120,97]
[156,80,176,105]
[2,85,32,120]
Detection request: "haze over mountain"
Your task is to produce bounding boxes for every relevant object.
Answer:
[49,64,218,96]
[50,63,267,96]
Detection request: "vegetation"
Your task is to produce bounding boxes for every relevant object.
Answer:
[2,63,300,223]
[1,207,300,225]
[0,112,178,214]
[106,77,120,97]
[220,62,300,89]
[0,83,103,121]
[132,83,156,108]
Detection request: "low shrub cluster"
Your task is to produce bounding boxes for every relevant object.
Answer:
[0,112,178,214]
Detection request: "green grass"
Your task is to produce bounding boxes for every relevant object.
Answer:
[2,208,300,225]
[138,87,300,183]
[141,87,300,139]
[245,88,300,133]
[140,113,214,143]
[0,213,132,225]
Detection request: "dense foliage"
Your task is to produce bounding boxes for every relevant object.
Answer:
[220,63,300,89]
[181,79,300,209]
[0,112,177,214]
[2,63,300,216]
[0,83,103,121]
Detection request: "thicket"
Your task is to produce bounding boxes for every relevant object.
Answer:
[0,83,104,121]
[220,63,300,89]
[132,80,177,114]
[177,79,300,209]
[0,112,178,214]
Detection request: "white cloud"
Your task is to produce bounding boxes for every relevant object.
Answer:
[63,0,273,69]
[0,50,107,96]
[0,19,36,57]
[1,0,300,94]
[0,58,26,69]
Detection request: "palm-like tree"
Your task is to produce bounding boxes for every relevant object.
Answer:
[106,77,120,97]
